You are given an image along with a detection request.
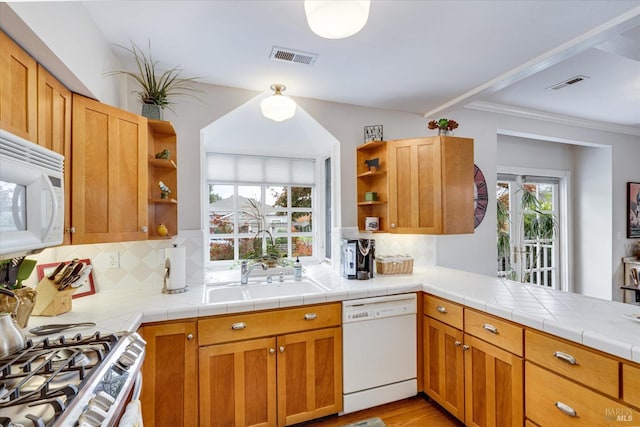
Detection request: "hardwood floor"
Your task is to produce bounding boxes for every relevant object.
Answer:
[294,394,463,427]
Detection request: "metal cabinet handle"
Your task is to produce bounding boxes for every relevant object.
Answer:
[186,333,194,340]
[462,344,470,351]
[66,227,76,234]
[454,341,462,347]
[269,348,275,355]
[391,223,396,229]
[483,323,499,334]
[279,346,285,353]
[436,305,447,314]
[141,226,148,233]
[304,313,317,320]
[555,401,577,417]
[231,322,246,330]
[553,351,578,365]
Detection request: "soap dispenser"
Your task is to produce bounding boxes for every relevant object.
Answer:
[293,257,302,281]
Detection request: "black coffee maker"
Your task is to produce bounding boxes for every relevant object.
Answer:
[340,238,375,279]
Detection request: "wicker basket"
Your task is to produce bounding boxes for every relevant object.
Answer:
[376,255,414,275]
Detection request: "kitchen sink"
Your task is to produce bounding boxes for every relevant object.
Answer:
[246,279,328,299]
[203,277,328,303]
[204,283,248,303]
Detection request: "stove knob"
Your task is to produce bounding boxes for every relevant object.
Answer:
[79,405,108,426]
[90,391,115,412]
[118,349,138,368]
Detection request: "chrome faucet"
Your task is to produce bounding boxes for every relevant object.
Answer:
[240,260,268,284]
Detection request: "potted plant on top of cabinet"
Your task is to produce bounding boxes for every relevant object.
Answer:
[108,40,202,120]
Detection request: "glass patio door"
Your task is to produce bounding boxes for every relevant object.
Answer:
[497,174,560,289]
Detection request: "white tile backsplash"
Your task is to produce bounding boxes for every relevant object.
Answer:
[23,230,205,291]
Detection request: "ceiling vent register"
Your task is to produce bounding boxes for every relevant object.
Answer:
[270,46,318,66]
[547,75,590,90]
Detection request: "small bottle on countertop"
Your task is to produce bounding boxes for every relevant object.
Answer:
[293,257,302,281]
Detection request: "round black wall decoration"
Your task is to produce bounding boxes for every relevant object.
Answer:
[474,164,488,228]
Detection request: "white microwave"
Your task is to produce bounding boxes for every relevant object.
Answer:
[0,129,65,258]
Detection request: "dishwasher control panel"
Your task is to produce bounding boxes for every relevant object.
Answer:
[343,294,417,322]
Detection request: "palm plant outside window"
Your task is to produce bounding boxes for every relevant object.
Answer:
[497,175,559,288]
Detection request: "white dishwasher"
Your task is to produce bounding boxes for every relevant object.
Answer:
[342,293,417,414]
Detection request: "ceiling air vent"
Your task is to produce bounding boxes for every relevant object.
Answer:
[547,75,590,90]
[270,46,318,66]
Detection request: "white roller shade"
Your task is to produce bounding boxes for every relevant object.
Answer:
[208,153,315,185]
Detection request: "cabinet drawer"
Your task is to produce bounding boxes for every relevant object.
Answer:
[525,330,619,398]
[198,303,341,346]
[424,294,463,329]
[623,363,640,409]
[526,362,638,426]
[463,309,523,356]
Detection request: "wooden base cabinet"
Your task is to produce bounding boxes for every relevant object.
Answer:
[199,337,277,427]
[139,321,198,427]
[526,362,639,426]
[423,295,524,427]
[199,327,342,427]
[464,335,523,427]
[423,316,465,421]
[277,327,343,426]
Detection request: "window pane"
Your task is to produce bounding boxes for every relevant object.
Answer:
[293,236,313,257]
[239,237,255,259]
[268,214,289,233]
[238,186,263,234]
[209,185,234,234]
[292,212,312,232]
[266,186,287,208]
[538,183,553,210]
[292,187,312,208]
[210,239,234,261]
[274,236,289,257]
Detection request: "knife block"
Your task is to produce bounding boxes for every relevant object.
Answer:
[32,277,76,316]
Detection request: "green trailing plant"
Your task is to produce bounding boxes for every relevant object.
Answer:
[108,40,202,111]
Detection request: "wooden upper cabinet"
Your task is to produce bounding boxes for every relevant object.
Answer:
[71,94,148,243]
[387,136,474,234]
[37,65,72,245]
[0,30,38,142]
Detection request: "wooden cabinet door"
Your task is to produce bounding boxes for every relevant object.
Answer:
[0,30,38,142]
[199,337,277,427]
[424,317,465,422]
[140,321,198,427]
[37,65,72,245]
[388,136,473,234]
[71,94,148,243]
[277,327,343,426]
[464,334,523,427]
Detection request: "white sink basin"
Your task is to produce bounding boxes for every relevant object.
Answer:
[247,279,327,299]
[204,283,247,303]
[203,278,327,303]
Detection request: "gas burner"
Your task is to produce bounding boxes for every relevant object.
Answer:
[0,331,145,427]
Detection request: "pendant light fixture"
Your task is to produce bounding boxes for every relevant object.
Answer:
[304,0,371,39]
[261,84,296,122]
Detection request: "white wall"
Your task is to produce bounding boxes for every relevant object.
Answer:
[573,145,613,299]
[6,5,639,300]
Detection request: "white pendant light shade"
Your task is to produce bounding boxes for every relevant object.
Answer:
[304,0,370,39]
[261,84,296,122]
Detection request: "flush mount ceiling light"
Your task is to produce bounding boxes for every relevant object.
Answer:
[260,84,296,122]
[304,0,371,39]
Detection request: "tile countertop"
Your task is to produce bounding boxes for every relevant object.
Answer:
[24,264,640,363]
